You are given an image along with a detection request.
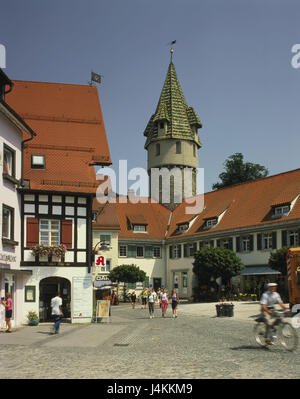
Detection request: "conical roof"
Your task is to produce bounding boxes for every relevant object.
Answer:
[144,60,202,148]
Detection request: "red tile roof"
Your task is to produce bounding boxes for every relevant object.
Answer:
[6,80,111,193]
[168,168,300,239]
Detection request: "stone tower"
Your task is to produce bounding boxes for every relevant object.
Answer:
[144,50,202,210]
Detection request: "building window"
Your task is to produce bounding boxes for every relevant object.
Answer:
[241,236,250,252]
[3,144,15,177]
[153,247,161,258]
[100,234,111,246]
[176,141,181,154]
[184,243,197,257]
[133,224,146,232]
[170,244,181,258]
[2,205,14,240]
[156,143,160,156]
[204,218,218,229]
[288,230,299,247]
[273,205,290,218]
[178,223,189,233]
[119,245,127,257]
[39,219,60,246]
[159,122,164,129]
[31,154,45,169]
[137,246,144,258]
[262,233,273,250]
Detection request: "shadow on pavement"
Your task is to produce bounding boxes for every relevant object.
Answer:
[230,345,270,351]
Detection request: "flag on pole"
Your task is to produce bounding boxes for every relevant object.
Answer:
[91,72,102,84]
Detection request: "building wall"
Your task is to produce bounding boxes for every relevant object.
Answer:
[0,112,24,328]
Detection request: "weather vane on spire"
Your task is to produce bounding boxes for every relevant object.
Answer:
[167,40,176,61]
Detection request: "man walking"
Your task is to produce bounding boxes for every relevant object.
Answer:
[50,292,63,334]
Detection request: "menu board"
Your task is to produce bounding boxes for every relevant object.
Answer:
[96,300,110,318]
[72,277,93,318]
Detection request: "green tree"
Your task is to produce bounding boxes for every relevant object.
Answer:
[108,264,146,300]
[193,247,244,298]
[268,247,290,276]
[212,152,269,190]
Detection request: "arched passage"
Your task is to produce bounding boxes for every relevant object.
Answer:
[39,277,71,322]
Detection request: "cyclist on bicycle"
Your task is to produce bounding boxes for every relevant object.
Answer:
[260,282,289,345]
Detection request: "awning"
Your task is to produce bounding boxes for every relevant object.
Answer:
[94,280,113,288]
[241,266,281,276]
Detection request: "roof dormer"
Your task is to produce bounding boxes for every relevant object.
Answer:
[271,194,299,219]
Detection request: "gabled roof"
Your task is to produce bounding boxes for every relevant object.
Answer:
[93,196,172,242]
[144,60,202,148]
[167,168,300,239]
[6,80,111,193]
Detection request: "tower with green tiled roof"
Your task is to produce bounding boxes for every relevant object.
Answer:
[144,49,202,210]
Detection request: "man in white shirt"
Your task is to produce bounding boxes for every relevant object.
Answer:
[50,292,63,334]
[260,283,289,345]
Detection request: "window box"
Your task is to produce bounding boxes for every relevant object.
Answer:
[31,244,67,258]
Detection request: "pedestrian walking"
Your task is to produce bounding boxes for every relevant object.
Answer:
[161,288,168,318]
[131,291,137,309]
[2,293,13,332]
[152,289,157,308]
[141,288,148,309]
[50,292,63,334]
[171,289,180,318]
[147,290,155,318]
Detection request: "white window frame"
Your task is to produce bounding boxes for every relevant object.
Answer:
[178,223,189,233]
[2,205,13,240]
[133,224,146,232]
[205,218,218,228]
[274,205,290,216]
[119,245,127,257]
[39,219,60,246]
[288,230,299,247]
[262,233,273,250]
[241,236,250,252]
[3,144,15,177]
[31,154,45,169]
[153,247,161,258]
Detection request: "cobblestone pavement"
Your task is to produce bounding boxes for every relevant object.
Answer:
[0,303,299,379]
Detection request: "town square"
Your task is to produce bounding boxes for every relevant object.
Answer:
[1,0,300,383]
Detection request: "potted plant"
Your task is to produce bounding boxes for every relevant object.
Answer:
[27,311,39,326]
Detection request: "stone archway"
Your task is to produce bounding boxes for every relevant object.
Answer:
[39,277,71,322]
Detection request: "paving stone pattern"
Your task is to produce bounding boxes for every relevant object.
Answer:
[0,303,299,379]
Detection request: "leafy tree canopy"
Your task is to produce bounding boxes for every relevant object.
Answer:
[268,247,290,276]
[212,152,269,190]
[193,246,244,286]
[108,264,146,283]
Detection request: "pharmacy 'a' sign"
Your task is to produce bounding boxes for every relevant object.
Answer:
[94,254,106,267]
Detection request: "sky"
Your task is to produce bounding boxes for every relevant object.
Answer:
[1,0,300,194]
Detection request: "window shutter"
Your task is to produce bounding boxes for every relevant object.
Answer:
[210,240,214,248]
[216,239,221,247]
[199,241,204,249]
[257,234,262,250]
[236,237,240,252]
[249,235,254,251]
[61,219,72,248]
[128,245,137,258]
[229,238,233,250]
[184,244,188,257]
[26,218,39,247]
[177,244,182,258]
[193,242,197,253]
[282,230,287,247]
[144,276,149,288]
[169,246,173,259]
[145,246,153,258]
[272,232,277,249]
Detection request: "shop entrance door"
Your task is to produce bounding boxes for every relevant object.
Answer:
[39,277,71,322]
[153,278,162,292]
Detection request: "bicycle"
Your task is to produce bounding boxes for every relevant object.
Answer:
[253,310,298,351]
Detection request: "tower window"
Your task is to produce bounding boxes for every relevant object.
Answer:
[176,141,181,154]
[156,143,160,156]
[159,122,164,129]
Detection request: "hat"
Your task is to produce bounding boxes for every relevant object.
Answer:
[268,283,278,287]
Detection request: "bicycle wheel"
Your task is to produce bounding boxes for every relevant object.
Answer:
[253,322,268,347]
[279,321,298,351]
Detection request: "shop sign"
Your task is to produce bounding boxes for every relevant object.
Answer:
[94,254,106,266]
[0,253,17,263]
